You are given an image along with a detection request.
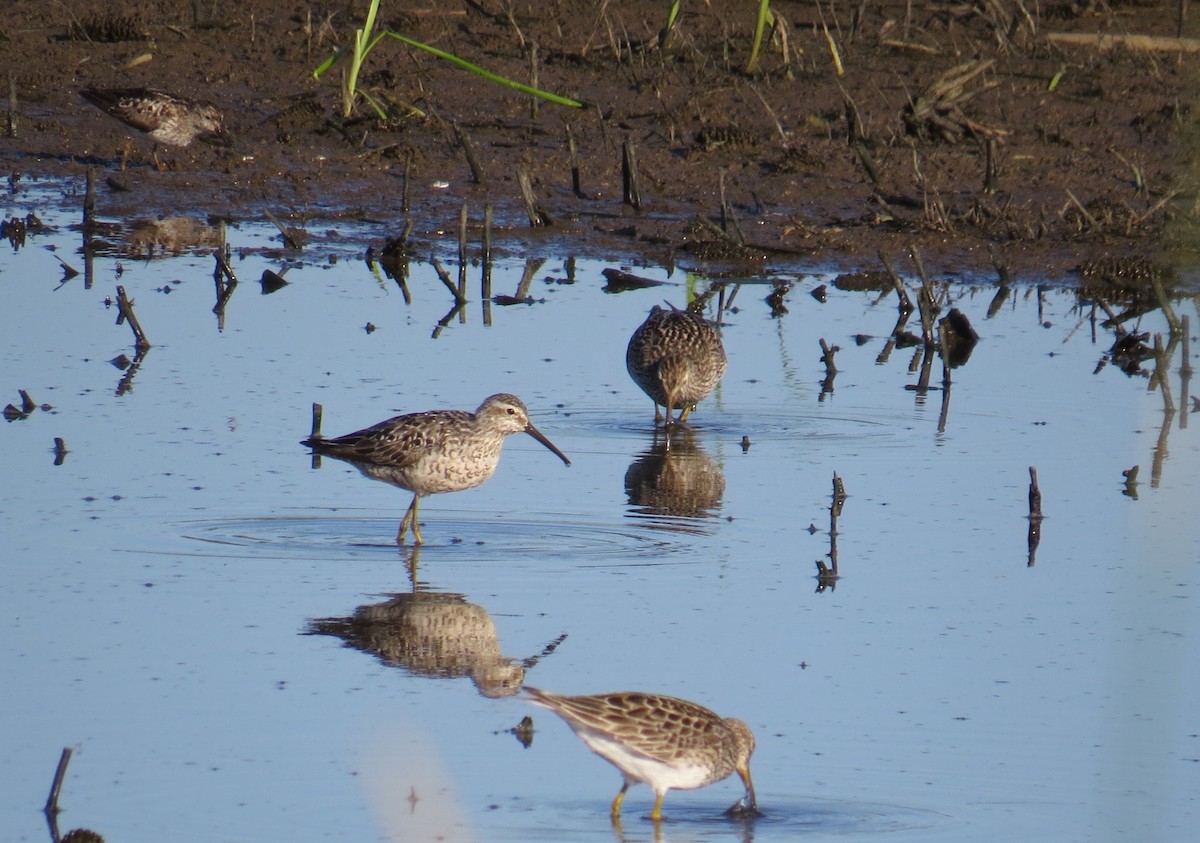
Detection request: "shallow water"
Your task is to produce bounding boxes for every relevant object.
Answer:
[2,188,1198,842]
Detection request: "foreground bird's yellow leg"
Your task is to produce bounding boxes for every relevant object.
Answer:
[610,783,629,820]
[398,495,423,544]
[649,792,665,821]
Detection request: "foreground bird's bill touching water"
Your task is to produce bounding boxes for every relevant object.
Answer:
[302,394,570,544]
[626,304,727,426]
[524,687,758,822]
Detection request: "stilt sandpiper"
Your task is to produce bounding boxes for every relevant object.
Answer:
[525,687,757,821]
[626,304,727,425]
[302,394,570,544]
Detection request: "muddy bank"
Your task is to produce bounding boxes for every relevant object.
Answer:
[4,0,1200,283]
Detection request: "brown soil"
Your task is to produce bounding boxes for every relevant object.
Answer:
[4,1,1200,282]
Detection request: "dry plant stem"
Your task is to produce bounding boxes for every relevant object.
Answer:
[566,123,583,197]
[1065,188,1100,232]
[7,74,16,138]
[115,285,151,352]
[53,437,68,465]
[909,246,935,345]
[819,339,838,374]
[482,204,494,326]
[310,402,323,439]
[454,123,487,185]
[518,169,551,226]
[45,747,72,816]
[1028,466,1043,518]
[482,204,493,300]
[529,42,539,121]
[621,139,641,208]
[83,167,95,229]
[983,137,998,193]
[1044,31,1200,52]
[938,321,952,387]
[1153,335,1176,413]
[877,251,913,315]
[401,151,412,213]
[431,256,466,304]
[457,204,468,311]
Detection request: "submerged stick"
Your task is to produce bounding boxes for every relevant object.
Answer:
[115,285,151,352]
[877,250,914,315]
[310,403,323,439]
[45,747,72,816]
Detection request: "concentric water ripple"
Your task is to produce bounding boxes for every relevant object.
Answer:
[175,510,703,562]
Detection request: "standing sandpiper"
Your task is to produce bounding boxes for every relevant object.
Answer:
[302,394,570,544]
[627,304,727,425]
[525,687,757,822]
[80,86,230,154]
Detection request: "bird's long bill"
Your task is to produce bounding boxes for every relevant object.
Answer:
[738,763,758,813]
[524,422,571,466]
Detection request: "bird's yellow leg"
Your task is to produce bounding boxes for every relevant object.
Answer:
[610,783,629,820]
[650,792,665,821]
[399,495,423,544]
[677,403,696,423]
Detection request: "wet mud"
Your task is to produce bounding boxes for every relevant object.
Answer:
[4,0,1200,281]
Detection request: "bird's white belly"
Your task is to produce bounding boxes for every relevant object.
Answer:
[581,731,711,791]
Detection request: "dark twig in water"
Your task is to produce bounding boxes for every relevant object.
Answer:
[482,204,493,326]
[1027,466,1043,567]
[263,209,305,249]
[877,251,913,315]
[83,167,96,230]
[431,256,467,305]
[45,746,72,818]
[457,204,468,323]
[310,402,323,439]
[54,437,68,465]
[815,473,846,592]
[115,285,150,352]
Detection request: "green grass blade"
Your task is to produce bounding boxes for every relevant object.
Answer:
[383,32,584,108]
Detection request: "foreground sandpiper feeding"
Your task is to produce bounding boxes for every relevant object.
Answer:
[301,393,570,544]
[524,687,757,822]
[80,86,230,149]
[626,304,728,425]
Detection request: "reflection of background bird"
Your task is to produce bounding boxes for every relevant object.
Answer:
[625,430,725,523]
[524,687,756,821]
[627,305,727,425]
[308,592,531,698]
[302,394,570,544]
[80,86,229,147]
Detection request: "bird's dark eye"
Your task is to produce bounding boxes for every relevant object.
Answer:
[506,408,515,415]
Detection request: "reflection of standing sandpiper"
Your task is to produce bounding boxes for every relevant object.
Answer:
[626,304,727,425]
[302,393,570,544]
[524,687,757,822]
[80,86,230,152]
